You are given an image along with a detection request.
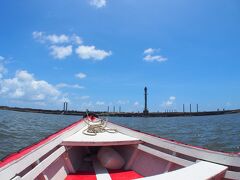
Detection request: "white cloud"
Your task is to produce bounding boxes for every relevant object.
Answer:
[169,96,176,101]
[162,96,176,107]
[32,31,83,45]
[75,72,87,79]
[165,100,173,106]
[144,48,155,54]
[47,34,69,44]
[32,31,45,43]
[56,83,84,89]
[0,56,5,61]
[33,31,111,61]
[96,101,105,105]
[89,0,106,8]
[143,48,167,63]
[144,55,167,62]
[50,45,72,59]
[0,70,66,104]
[33,31,69,44]
[75,45,112,60]
[71,34,83,45]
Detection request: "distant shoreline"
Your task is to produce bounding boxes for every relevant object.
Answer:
[0,105,240,117]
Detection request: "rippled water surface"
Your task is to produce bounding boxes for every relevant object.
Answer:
[0,110,240,159]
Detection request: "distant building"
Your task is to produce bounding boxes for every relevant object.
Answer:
[143,87,149,115]
[63,102,68,111]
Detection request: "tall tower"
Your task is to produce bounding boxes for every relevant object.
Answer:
[63,102,68,112]
[143,87,149,115]
[65,102,68,111]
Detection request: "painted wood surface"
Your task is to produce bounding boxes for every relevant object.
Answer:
[93,159,111,180]
[138,161,227,180]
[21,146,66,180]
[107,122,240,167]
[62,127,141,146]
[138,144,194,167]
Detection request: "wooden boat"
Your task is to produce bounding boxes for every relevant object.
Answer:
[0,115,240,180]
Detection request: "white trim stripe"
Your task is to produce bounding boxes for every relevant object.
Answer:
[93,160,111,180]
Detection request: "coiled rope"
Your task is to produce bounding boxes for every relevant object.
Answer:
[83,113,117,136]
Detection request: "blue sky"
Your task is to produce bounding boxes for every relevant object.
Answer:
[0,0,240,112]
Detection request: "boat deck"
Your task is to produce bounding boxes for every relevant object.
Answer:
[62,127,142,146]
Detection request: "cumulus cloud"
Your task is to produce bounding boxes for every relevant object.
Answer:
[169,96,176,101]
[71,34,83,45]
[33,31,112,61]
[75,45,112,60]
[144,55,167,62]
[47,34,69,44]
[32,31,45,43]
[144,48,156,54]
[143,48,167,63]
[162,96,176,107]
[89,0,106,8]
[50,45,72,59]
[75,72,87,79]
[56,83,84,89]
[32,31,82,45]
[0,70,66,104]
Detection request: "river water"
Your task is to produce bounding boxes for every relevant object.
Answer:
[0,110,239,160]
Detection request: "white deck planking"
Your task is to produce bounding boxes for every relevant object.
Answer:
[62,127,141,146]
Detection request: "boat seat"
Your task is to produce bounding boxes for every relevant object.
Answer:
[137,161,227,180]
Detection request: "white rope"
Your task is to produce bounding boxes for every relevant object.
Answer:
[83,113,117,136]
